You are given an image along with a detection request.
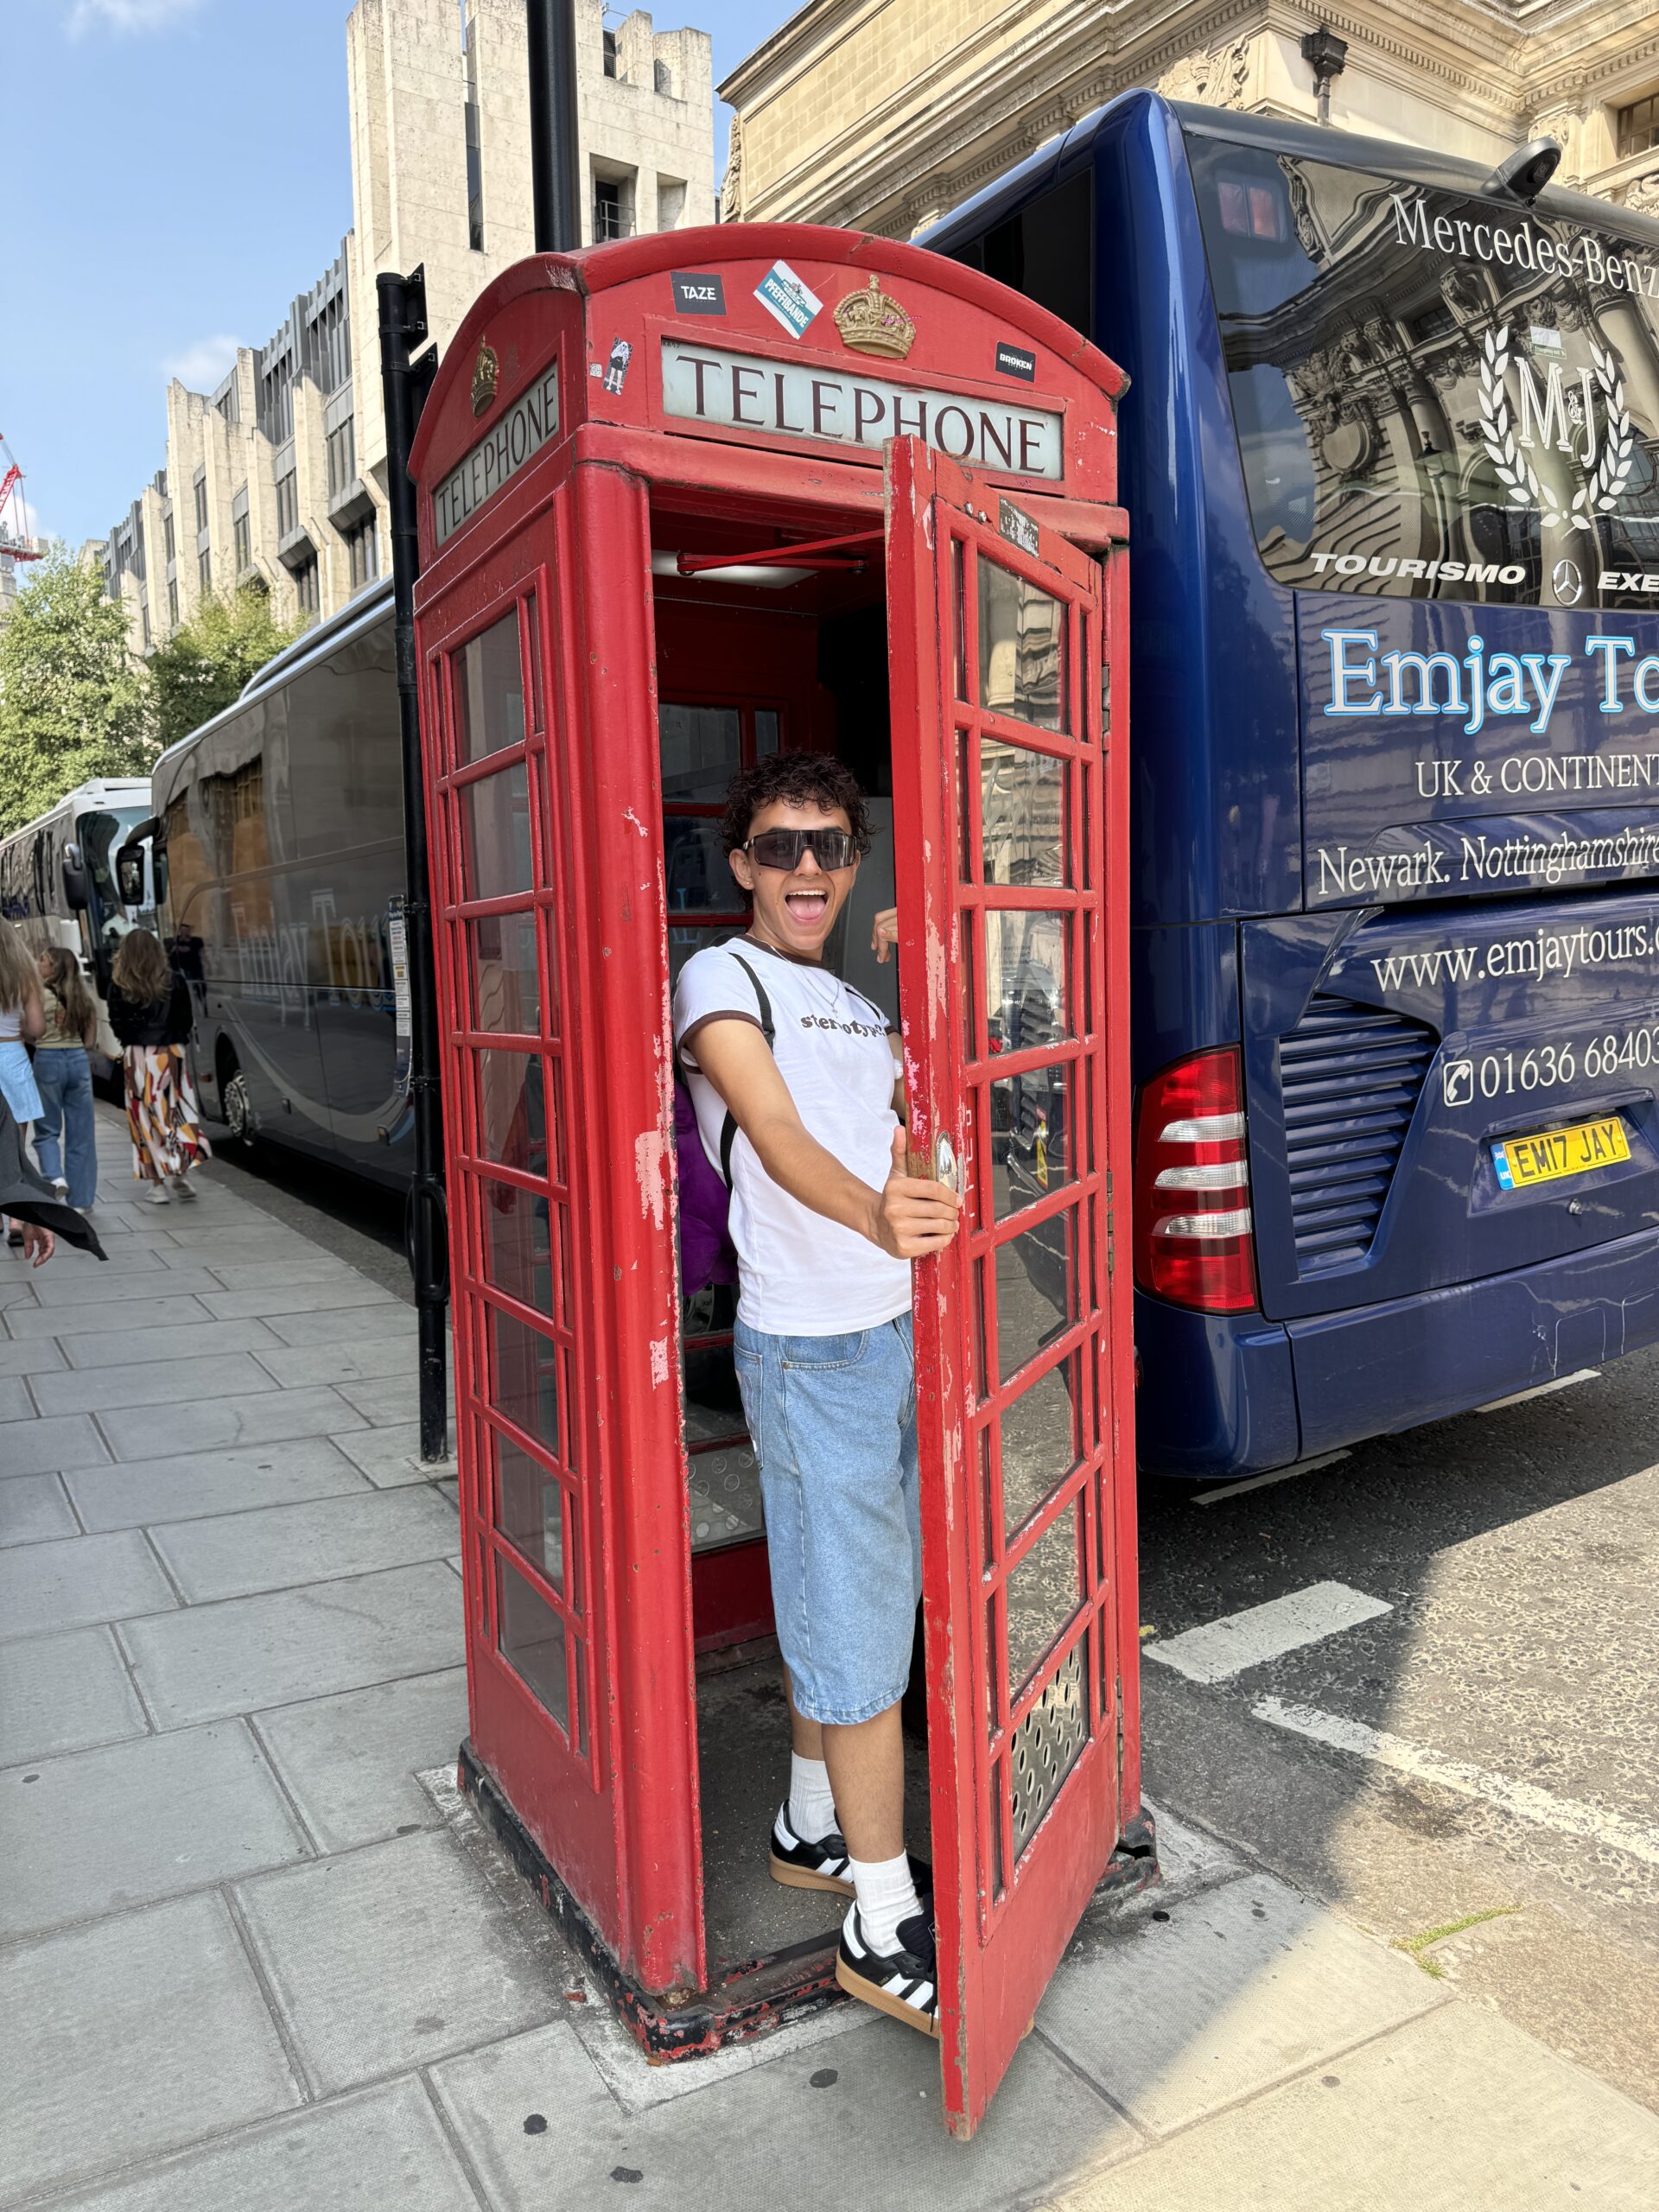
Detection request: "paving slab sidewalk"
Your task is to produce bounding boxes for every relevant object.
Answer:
[4,1109,1657,2209]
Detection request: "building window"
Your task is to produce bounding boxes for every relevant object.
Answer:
[602,27,618,77]
[1618,93,1659,160]
[233,512,251,575]
[199,547,213,597]
[465,16,485,251]
[327,416,356,502]
[308,292,351,396]
[658,175,686,228]
[217,382,239,426]
[141,603,151,648]
[345,514,379,590]
[594,176,630,241]
[276,472,299,539]
[168,579,179,625]
[259,356,295,445]
[194,474,208,533]
[162,511,175,563]
[654,59,672,97]
[295,556,320,619]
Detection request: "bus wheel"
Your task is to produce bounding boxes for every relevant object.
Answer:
[221,1053,257,1150]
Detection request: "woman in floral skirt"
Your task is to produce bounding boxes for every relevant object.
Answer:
[108,929,209,1205]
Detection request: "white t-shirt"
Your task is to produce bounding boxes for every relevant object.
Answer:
[672,938,912,1335]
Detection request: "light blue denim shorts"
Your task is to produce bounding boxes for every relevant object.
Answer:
[734,1313,921,1727]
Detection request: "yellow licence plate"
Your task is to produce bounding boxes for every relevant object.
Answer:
[1492,1116,1630,1191]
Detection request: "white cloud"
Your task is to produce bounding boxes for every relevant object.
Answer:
[163,334,243,390]
[66,0,207,35]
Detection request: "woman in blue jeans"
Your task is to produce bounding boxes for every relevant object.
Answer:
[32,949,99,1210]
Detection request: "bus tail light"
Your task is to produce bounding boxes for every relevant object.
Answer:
[1133,1047,1257,1313]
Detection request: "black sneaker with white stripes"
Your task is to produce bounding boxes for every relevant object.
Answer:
[768,1802,854,1897]
[835,1903,940,2038]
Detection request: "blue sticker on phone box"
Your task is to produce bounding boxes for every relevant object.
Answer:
[754,260,823,340]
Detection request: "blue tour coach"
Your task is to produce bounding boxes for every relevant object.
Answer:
[931,96,1659,1478]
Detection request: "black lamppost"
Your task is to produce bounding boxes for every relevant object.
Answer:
[527,0,585,253]
[378,4,582,1460]
[377,267,446,1460]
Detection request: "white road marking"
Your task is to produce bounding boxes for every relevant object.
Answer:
[1475,1368,1599,1414]
[1254,1697,1659,1871]
[1142,1581,1392,1684]
[1192,1450,1351,1507]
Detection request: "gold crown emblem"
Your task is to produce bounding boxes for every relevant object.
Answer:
[471,340,499,418]
[834,276,917,361]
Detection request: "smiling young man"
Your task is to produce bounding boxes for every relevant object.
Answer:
[671,753,961,2037]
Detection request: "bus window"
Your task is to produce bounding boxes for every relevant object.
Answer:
[969,170,1095,340]
[1185,134,1659,609]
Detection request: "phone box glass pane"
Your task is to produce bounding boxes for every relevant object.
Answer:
[468,912,541,1033]
[659,704,741,801]
[489,1300,560,1458]
[982,738,1067,887]
[454,613,525,764]
[1005,1499,1083,1700]
[476,1050,546,1178]
[664,818,732,913]
[461,761,532,899]
[978,561,1065,731]
[494,1428,566,1597]
[983,909,1070,1052]
[996,1207,1076,1384]
[480,1177,551,1316]
[991,1060,1075,1219]
[497,1554,568,1730]
[1000,1356,1081,1539]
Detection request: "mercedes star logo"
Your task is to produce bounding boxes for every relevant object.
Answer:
[1552,557,1585,606]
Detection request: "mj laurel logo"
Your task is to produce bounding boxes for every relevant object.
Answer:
[1478,324,1634,531]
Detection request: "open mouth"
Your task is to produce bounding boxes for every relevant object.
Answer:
[784,889,831,925]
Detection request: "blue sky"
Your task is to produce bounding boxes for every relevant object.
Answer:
[10,0,796,552]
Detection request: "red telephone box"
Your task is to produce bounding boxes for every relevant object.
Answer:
[409,225,1148,2137]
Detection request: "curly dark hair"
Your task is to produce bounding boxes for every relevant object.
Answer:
[719,753,871,860]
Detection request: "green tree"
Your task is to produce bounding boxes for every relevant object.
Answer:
[146,582,301,753]
[0,551,155,836]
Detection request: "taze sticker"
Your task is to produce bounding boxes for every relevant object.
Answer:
[602,338,632,395]
[754,260,823,340]
[999,498,1039,557]
[995,340,1037,382]
[671,271,727,315]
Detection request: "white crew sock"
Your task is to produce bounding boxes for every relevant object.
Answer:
[849,1852,922,1955]
[788,1754,838,1843]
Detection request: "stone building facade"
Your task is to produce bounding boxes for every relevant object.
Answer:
[718,1,1659,238]
[102,0,714,657]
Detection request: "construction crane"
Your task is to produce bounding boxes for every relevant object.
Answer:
[0,433,44,571]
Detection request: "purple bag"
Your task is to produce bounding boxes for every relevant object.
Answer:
[673,949,776,1299]
[675,1080,738,1296]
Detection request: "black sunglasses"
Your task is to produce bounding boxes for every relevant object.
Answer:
[741,828,861,871]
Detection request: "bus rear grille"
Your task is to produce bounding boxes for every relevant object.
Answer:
[1279,998,1437,1271]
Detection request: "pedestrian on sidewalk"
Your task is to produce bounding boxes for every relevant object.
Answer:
[672,755,961,2040]
[0,918,46,1252]
[0,1091,105,1266]
[32,948,99,1210]
[108,927,210,1206]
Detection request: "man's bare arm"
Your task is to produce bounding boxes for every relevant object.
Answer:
[690,1017,958,1261]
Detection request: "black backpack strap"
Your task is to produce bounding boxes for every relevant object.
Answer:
[716,950,775,1187]
[726,951,775,1048]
